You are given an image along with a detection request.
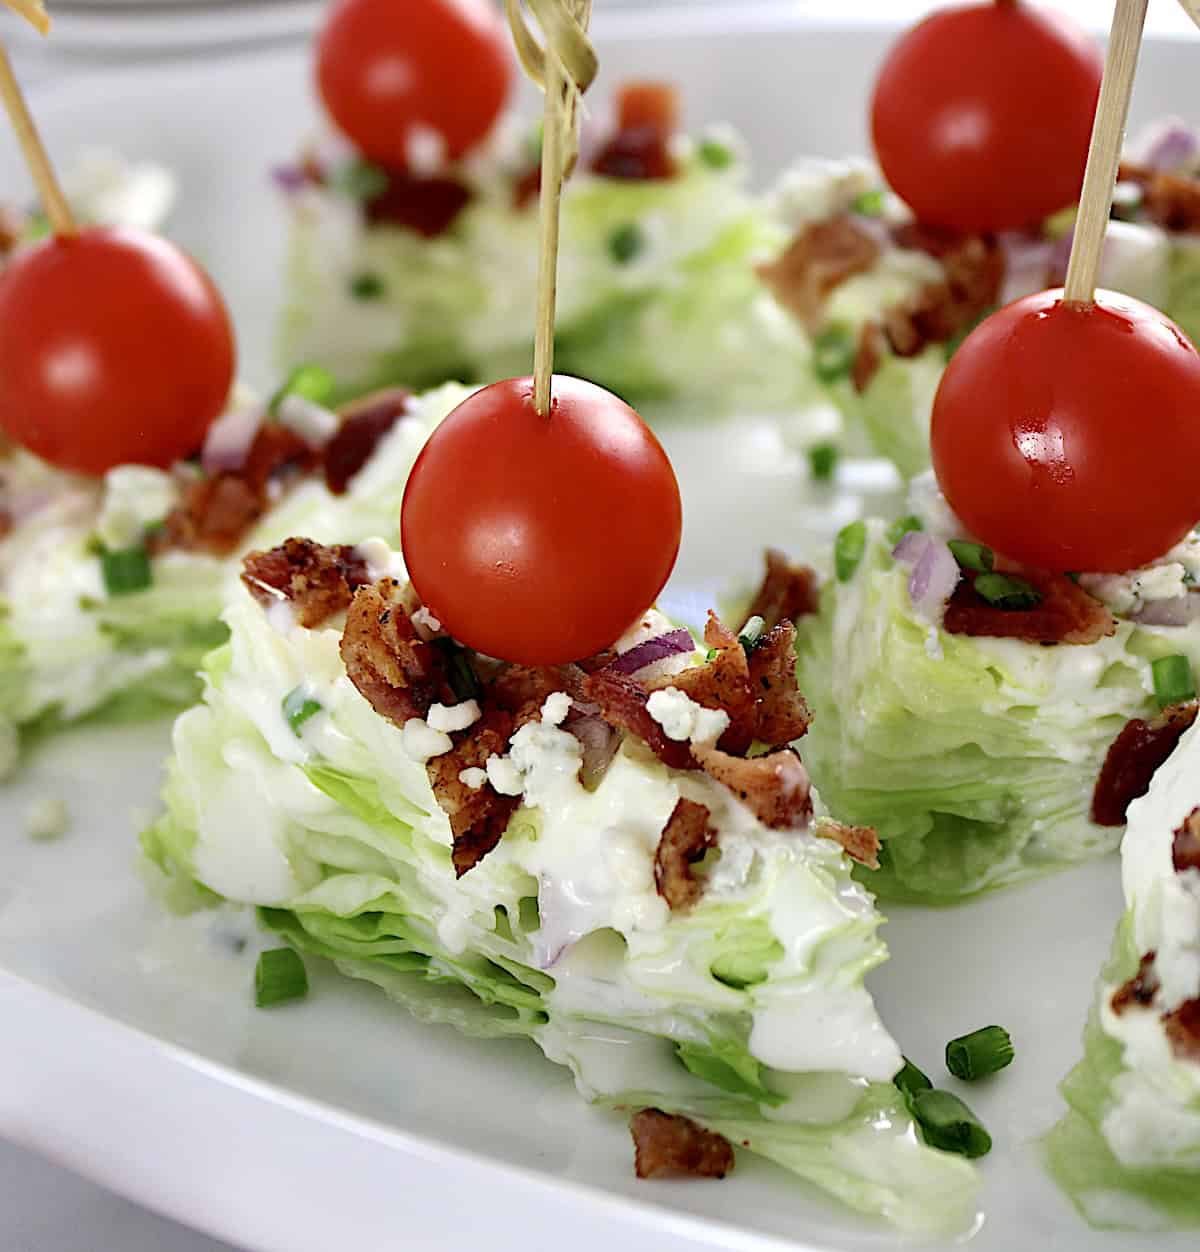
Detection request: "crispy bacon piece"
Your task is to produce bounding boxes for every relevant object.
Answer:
[365,171,472,237]
[513,164,541,210]
[1120,163,1200,234]
[742,549,820,632]
[630,1109,733,1180]
[426,709,520,877]
[583,668,697,772]
[1174,807,1200,873]
[656,613,754,752]
[852,320,886,394]
[591,82,679,181]
[489,663,586,729]
[241,537,369,628]
[693,744,812,830]
[1111,952,1160,1015]
[745,621,812,749]
[944,569,1116,646]
[340,578,455,724]
[0,203,24,256]
[654,798,717,910]
[1164,999,1200,1063]
[0,508,11,541]
[757,216,881,331]
[815,819,880,869]
[324,388,412,495]
[1092,702,1199,827]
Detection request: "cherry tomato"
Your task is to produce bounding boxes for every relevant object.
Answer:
[871,1,1102,233]
[0,226,235,476]
[931,289,1200,573]
[315,0,512,170]
[401,376,682,665]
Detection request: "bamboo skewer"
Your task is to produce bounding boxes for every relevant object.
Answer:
[1063,0,1148,304]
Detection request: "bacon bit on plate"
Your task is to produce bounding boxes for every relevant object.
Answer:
[746,621,812,748]
[1110,951,1160,1015]
[365,171,472,237]
[324,388,412,495]
[1120,162,1200,233]
[1164,999,1200,1063]
[693,744,813,831]
[241,537,369,628]
[340,578,456,724]
[582,668,697,772]
[1091,701,1199,827]
[944,568,1117,646]
[654,798,718,910]
[815,818,880,869]
[741,549,820,632]
[852,320,886,394]
[591,82,680,181]
[630,1109,734,1181]
[1173,807,1200,873]
[426,708,520,877]
[757,216,881,331]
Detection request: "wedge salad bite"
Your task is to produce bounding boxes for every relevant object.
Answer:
[1046,715,1200,1228]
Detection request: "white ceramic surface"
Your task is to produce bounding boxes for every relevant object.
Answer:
[2,13,1200,1252]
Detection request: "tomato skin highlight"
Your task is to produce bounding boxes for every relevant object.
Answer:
[315,0,512,170]
[931,289,1200,574]
[401,376,683,666]
[0,226,235,476]
[871,1,1101,233]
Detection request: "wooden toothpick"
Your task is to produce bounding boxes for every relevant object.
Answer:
[1063,0,1148,304]
[505,0,597,415]
[0,0,74,235]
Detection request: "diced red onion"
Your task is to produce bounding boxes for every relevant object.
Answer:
[1130,118,1200,173]
[607,628,695,676]
[201,400,265,474]
[564,703,620,790]
[271,164,311,195]
[1129,593,1200,627]
[893,531,961,620]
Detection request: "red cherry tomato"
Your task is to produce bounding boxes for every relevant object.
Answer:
[871,1,1102,233]
[316,0,512,170]
[931,289,1200,573]
[401,376,682,665]
[0,226,235,476]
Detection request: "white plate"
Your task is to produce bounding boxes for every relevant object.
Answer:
[1,15,1199,1252]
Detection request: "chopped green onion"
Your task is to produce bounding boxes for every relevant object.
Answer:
[909,1089,992,1159]
[332,158,389,201]
[84,532,106,557]
[851,188,885,217]
[834,521,867,583]
[269,363,336,415]
[100,545,152,596]
[893,1057,933,1107]
[697,137,735,170]
[948,540,995,573]
[886,515,923,547]
[254,948,309,1008]
[608,222,644,265]
[435,640,480,702]
[973,572,1041,611]
[705,648,718,663]
[945,1025,1015,1081]
[1152,655,1196,709]
[738,615,766,655]
[807,442,840,483]
[282,687,322,736]
[812,323,856,383]
[348,271,386,301]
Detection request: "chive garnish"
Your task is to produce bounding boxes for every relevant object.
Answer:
[808,442,840,483]
[349,272,386,301]
[282,687,322,736]
[834,521,867,583]
[852,188,885,217]
[254,948,309,1008]
[886,515,923,546]
[974,572,1041,610]
[811,323,856,383]
[100,545,152,596]
[697,137,735,170]
[332,157,389,201]
[269,363,336,415]
[435,640,480,702]
[945,1025,1015,1081]
[948,540,994,573]
[738,615,766,655]
[1151,655,1196,709]
[908,1089,993,1159]
[608,222,644,264]
[893,1057,933,1106]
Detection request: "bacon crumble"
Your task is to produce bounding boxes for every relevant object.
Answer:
[241,537,369,628]
[365,171,472,237]
[582,668,697,772]
[741,549,820,632]
[1119,162,1200,234]
[1164,999,1200,1063]
[851,320,886,394]
[745,621,813,748]
[324,388,412,495]
[1110,951,1160,1015]
[692,744,813,831]
[591,82,680,181]
[654,798,718,910]
[630,1109,734,1180]
[757,216,881,331]
[816,819,881,870]
[1092,702,1199,827]
[944,569,1116,646]
[1172,807,1200,874]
